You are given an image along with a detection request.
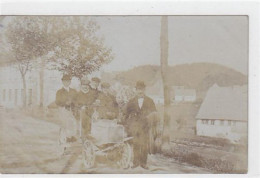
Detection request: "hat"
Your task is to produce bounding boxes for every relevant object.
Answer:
[62,74,72,81]
[80,76,90,85]
[92,77,101,83]
[135,81,146,89]
[101,82,110,88]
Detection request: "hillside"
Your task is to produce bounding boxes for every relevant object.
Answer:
[111,63,247,94]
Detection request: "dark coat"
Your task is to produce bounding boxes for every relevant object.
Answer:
[124,95,156,140]
[75,90,97,135]
[55,87,77,111]
[88,88,100,101]
[75,91,96,108]
[124,95,157,166]
[74,90,97,116]
[96,92,119,119]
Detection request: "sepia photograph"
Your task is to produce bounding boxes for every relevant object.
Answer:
[0,15,248,174]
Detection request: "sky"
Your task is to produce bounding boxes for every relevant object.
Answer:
[94,16,248,75]
[0,16,248,75]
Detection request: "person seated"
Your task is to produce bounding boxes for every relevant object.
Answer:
[96,82,119,120]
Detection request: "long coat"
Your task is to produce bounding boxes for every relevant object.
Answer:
[124,95,156,141]
[124,95,156,166]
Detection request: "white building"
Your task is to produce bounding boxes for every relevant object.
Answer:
[172,86,196,102]
[146,79,164,104]
[196,84,247,142]
[0,57,77,108]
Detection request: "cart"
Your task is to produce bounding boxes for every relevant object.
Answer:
[58,108,133,169]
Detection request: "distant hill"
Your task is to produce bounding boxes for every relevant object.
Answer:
[108,63,247,96]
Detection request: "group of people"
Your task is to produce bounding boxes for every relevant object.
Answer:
[55,74,158,169]
[55,74,119,137]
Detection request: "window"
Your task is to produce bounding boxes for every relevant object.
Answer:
[232,121,236,126]
[205,120,208,125]
[228,120,232,126]
[210,120,215,125]
[3,89,6,101]
[9,89,12,101]
[220,120,224,126]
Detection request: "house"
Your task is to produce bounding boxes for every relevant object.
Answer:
[172,86,196,102]
[195,84,247,142]
[146,79,164,104]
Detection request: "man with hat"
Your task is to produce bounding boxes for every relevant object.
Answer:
[87,77,101,104]
[96,82,119,120]
[75,76,97,138]
[124,81,156,169]
[55,74,78,142]
[55,74,77,111]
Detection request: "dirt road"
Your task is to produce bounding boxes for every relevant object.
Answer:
[0,111,211,174]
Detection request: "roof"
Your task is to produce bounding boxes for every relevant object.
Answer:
[196,84,247,122]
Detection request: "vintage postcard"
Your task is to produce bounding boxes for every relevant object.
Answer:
[0,15,248,174]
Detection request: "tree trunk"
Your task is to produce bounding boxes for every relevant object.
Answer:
[22,74,27,108]
[39,57,45,107]
[160,16,171,153]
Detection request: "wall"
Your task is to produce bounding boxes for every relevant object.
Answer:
[0,60,65,108]
[196,119,247,142]
[0,62,38,108]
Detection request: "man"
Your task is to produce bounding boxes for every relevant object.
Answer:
[55,74,78,142]
[96,82,119,120]
[124,81,156,169]
[55,74,77,111]
[75,77,96,138]
[89,77,101,99]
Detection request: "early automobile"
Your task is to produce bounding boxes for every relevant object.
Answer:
[58,108,133,169]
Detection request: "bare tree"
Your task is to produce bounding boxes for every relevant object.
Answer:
[49,16,113,79]
[160,16,171,152]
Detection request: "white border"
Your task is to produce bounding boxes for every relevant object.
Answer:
[0,1,259,178]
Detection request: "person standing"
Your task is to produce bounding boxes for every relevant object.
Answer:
[55,74,77,111]
[55,74,78,142]
[75,77,96,138]
[89,77,101,100]
[124,81,156,169]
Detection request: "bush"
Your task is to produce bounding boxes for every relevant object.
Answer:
[184,153,203,167]
[168,143,235,173]
[202,158,234,173]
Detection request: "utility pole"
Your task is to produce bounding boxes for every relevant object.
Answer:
[160,16,171,152]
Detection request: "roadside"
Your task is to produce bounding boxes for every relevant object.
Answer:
[0,110,212,173]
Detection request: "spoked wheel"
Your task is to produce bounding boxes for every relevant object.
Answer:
[58,128,66,156]
[117,143,132,169]
[82,140,95,168]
